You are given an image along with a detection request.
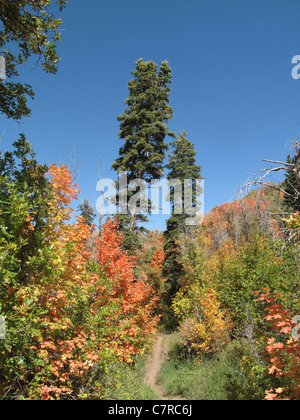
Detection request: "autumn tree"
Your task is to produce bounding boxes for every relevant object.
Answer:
[111,58,175,245]
[0,0,68,120]
[135,230,167,317]
[0,139,160,399]
[176,289,232,357]
[0,138,60,398]
[164,144,300,397]
[202,190,281,252]
[172,190,299,332]
[256,291,300,400]
[97,220,160,358]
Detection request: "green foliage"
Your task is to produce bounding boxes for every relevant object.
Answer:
[158,354,233,400]
[113,213,148,254]
[112,58,175,182]
[78,199,96,228]
[283,154,300,212]
[0,135,54,286]
[100,356,160,400]
[157,335,268,400]
[0,0,68,119]
[174,232,299,333]
[166,131,202,187]
[0,140,160,400]
[0,138,57,398]
[209,237,299,327]
[162,132,203,328]
[166,183,300,400]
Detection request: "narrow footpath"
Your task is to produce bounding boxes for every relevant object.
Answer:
[145,334,185,401]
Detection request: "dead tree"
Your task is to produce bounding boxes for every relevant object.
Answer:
[240,141,300,212]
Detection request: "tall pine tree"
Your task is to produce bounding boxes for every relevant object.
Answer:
[112,58,175,248]
[162,131,203,329]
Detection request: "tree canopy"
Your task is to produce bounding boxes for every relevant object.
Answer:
[0,0,68,120]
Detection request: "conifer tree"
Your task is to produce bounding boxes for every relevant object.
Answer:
[111,58,175,246]
[78,199,96,228]
[162,131,203,328]
[283,154,300,212]
[0,135,54,285]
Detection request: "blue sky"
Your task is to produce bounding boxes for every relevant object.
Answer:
[1,0,300,230]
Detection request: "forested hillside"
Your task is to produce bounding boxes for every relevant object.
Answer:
[0,136,299,400]
[166,180,300,400]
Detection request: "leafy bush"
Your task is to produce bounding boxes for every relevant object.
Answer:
[0,139,160,399]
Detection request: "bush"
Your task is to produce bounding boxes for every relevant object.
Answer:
[157,335,268,400]
[100,357,159,400]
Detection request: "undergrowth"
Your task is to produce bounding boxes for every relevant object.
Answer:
[100,356,159,400]
[157,335,267,400]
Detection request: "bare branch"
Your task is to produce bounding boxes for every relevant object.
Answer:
[261,159,293,167]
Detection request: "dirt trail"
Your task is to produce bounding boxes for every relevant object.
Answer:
[145,334,185,401]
